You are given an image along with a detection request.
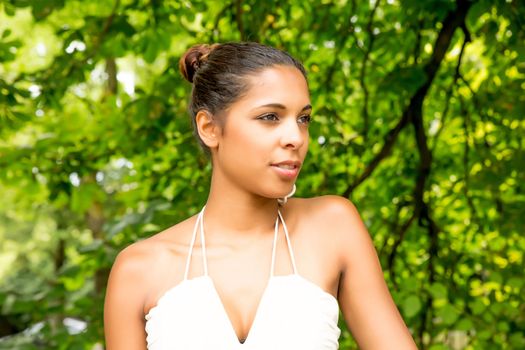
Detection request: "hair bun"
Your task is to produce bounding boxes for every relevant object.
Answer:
[179,44,219,83]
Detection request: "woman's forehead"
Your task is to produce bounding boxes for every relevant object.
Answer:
[238,66,310,110]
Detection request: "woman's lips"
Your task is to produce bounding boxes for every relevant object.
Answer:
[270,161,301,179]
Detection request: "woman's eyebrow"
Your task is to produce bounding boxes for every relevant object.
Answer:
[254,103,312,111]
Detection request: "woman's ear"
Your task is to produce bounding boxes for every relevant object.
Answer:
[195,110,220,149]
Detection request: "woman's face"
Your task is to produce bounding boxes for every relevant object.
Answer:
[212,65,311,199]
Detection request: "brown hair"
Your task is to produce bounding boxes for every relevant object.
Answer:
[179,42,307,152]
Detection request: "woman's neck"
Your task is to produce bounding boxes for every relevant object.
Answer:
[202,176,281,238]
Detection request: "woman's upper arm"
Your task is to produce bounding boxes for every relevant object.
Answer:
[104,244,149,350]
[327,196,417,350]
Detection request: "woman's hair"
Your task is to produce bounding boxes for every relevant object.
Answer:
[179,42,307,152]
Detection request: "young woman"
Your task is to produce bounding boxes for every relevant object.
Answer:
[104,42,417,349]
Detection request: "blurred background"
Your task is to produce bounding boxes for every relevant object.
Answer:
[0,0,523,349]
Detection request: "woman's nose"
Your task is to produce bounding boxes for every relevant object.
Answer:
[280,118,305,149]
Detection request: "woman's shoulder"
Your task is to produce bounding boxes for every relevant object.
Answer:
[109,214,197,282]
[290,195,368,247]
[287,196,369,277]
[291,195,360,220]
[108,238,168,289]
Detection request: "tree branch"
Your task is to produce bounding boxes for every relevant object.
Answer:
[411,18,424,65]
[413,1,473,345]
[431,24,471,150]
[387,212,417,288]
[359,0,381,140]
[211,3,235,41]
[235,0,246,41]
[57,0,121,86]
[343,108,411,197]
[454,71,483,231]
[323,0,357,88]
[458,74,492,149]
[343,0,473,198]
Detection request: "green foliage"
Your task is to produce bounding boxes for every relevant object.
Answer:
[1,0,524,349]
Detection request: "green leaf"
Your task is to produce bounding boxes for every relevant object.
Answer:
[437,304,459,325]
[428,282,448,299]
[470,298,486,315]
[402,295,422,318]
[510,333,525,348]
[77,239,103,254]
[507,277,524,289]
[4,3,16,16]
[428,345,449,350]
[70,183,105,213]
[1,29,12,39]
[456,318,474,331]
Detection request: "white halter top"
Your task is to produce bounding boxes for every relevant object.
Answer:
[145,207,341,349]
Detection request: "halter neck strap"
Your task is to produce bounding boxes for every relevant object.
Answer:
[184,207,298,280]
[270,210,298,276]
[183,207,208,280]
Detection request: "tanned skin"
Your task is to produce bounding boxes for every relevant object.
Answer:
[104,66,418,349]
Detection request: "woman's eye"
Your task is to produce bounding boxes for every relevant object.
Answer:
[298,115,312,124]
[258,113,279,122]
